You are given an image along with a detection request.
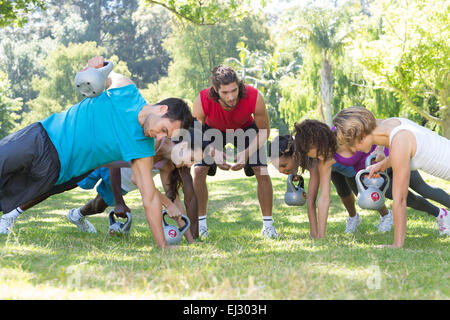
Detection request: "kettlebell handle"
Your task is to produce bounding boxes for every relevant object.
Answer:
[109,210,131,224]
[162,210,191,236]
[287,174,304,190]
[365,154,377,168]
[356,169,390,194]
[355,169,369,192]
[377,171,390,194]
[99,61,113,76]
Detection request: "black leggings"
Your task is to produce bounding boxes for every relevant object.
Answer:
[331,169,448,217]
[409,170,450,208]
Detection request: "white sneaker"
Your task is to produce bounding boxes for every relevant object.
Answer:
[0,214,16,234]
[378,210,393,232]
[199,226,209,239]
[345,213,362,233]
[67,209,96,233]
[436,208,450,236]
[261,225,279,239]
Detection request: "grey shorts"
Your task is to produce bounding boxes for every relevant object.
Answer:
[0,122,61,213]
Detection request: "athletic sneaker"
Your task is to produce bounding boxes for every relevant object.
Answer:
[261,225,279,239]
[437,208,450,236]
[199,226,209,239]
[244,164,255,177]
[66,209,97,233]
[0,215,16,234]
[378,210,393,232]
[345,213,362,233]
[207,164,217,176]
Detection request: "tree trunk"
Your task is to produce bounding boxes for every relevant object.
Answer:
[320,57,333,127]
[442,113,450,139]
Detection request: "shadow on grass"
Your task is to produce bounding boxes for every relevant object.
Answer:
[0,177,448,297]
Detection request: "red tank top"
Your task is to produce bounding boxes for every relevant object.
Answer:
[200,85,257,132]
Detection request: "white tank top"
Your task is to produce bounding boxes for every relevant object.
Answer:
[388,118,450,180]
[120,138,168,192]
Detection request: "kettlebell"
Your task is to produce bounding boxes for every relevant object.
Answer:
[74,61,114,98]
[355,155,390,210]
[108,210,132,236]
[284,174,307,206]
[162,210,190,245]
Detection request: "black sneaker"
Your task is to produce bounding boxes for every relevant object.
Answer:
[244,164,255,177]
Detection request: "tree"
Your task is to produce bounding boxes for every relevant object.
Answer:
[144,0,256,26]
[350,0,450,137]
[144,13,272,103]
[0,0,45,27]
[0,71,21,138]
[20,42,131,127]
[225,42,299,133]
[67,0,171,88]
[291,5,356,126]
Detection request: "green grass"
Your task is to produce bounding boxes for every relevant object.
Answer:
[0,169,449,299]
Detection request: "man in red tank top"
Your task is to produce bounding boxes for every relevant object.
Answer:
[192,65,278,239]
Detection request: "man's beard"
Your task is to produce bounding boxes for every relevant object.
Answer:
[219,97,237,109]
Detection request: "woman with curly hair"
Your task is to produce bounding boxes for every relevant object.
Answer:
[271,122,392,238]
[270,119,449,243]
[333,107,450,247]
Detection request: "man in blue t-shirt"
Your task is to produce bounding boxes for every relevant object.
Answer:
[0,56,192,248]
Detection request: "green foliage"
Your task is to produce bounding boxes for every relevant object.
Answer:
[349,0,450,136]
[144,0,256,25]
[147,14,272,104]
[278,46,323,130]
[0,0,45,27]
[0,34,53,110]
[0,71,21,138]
[225,43,299,134]
[20,42,131,127]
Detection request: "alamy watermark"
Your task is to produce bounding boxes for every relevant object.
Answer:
[170,121,282,175]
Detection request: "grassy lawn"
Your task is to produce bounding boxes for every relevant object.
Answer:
[0,167,448,299]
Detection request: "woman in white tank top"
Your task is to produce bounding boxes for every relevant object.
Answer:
[333,107,450,248]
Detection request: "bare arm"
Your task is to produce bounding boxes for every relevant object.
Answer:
[179,166,198,240]
[194,94,231,170]
[158,165,194,243]
[388,131,414,248]
[131,157,166,248]
[157,165,183,219]
[232,92,270,170]
[192,95,206,125]
[317,159,334,238]
[306,160,320,238]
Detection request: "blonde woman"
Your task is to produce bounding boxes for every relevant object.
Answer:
[333,107,450,248]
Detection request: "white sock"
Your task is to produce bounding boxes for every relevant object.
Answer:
[4,207,22,219]
[198,215,207,229]
[263,216,273,228]
[72,208,83,220]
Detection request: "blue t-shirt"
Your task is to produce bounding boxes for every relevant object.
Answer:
[40,84,155,185]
